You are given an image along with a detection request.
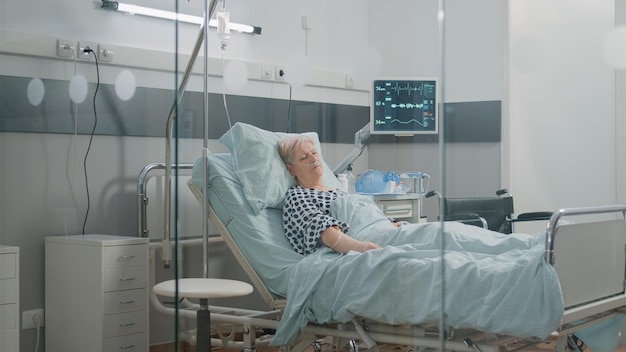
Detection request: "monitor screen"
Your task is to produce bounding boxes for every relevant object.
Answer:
[370,78,438,135]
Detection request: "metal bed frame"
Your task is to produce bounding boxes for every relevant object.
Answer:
[177,177,626,352]
[136,160,626,351]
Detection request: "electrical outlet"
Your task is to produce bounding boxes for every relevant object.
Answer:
[275,66,286,81]
[345,74,354,89]
[56,39,74,58]
[22,308,44,329]
[77,41,97,60]
[261,65,274,80]
[302,15,315,30]
[98,44,115,63]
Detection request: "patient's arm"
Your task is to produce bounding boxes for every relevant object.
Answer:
[321,225,381,254]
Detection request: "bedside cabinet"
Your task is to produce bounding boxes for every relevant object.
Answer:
[0,245,19,352]
[46,235,149,352]
[372,193,425,223]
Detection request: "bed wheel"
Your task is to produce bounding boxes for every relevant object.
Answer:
[345,339,359,352]
[566,334,586,352]
[311,341,323,352]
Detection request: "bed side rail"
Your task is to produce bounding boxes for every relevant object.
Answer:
[137,162,194,238]
[545,204,626,265]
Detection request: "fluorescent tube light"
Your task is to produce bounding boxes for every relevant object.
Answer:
[100,0,261,35]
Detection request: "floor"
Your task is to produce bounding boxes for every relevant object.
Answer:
[150,338,626,352]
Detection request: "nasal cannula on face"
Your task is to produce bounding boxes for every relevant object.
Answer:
[292,160,320,167]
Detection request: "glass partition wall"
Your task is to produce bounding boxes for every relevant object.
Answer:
[1,1,624,352]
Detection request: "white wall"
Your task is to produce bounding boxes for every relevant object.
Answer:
[0,0,369,73]
[507,0,618,216]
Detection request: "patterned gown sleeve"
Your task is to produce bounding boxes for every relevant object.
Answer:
[282,186,349,256]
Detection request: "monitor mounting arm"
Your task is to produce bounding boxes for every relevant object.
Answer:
[333,122,371,175]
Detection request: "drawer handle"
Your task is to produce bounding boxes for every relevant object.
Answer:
[119,322,136,327]
[119,277,136,282]
[119,300,136,305]
[117,255,136,261]
[119,344,136,350]
[383,209,412,214]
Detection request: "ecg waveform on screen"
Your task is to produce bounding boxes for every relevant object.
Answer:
[374,118,430,127]
[374,81,435,98]
[372,79,437,133]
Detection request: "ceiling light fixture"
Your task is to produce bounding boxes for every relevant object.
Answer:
[100,0,261,35]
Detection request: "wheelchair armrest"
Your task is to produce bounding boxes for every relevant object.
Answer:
[443,212,489,229]
[512,211,552,222]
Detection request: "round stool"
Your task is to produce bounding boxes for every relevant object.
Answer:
[153,278,254,352]
[153,278,253,299]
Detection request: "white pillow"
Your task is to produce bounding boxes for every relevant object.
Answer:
[219,122,343,215]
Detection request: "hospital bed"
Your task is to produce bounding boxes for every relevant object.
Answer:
[149,123,626,352]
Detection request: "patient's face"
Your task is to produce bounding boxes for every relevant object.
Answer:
[287,141,324,185]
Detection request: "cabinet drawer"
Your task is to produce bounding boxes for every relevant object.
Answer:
[0,278,17,304]
[377,199,413,218]
[104,332,147,352]
[104,267,147,292]
[0,254,16,280]
[0,304,17,330]
[104,289,146,315]
[377,199,414,211]
[104,311,146,338]
[103,245,147,269]
[0,328,18,352]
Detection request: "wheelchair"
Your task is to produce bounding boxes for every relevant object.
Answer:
[425,189,552,234]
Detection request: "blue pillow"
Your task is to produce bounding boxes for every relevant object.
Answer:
[219,122,343,215]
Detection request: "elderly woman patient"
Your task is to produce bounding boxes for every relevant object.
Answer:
[278,134,540,257]
[278,134,394,256]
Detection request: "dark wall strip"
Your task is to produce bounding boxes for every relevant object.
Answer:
[0,75,500,143]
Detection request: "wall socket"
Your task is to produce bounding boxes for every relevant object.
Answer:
[22,308,45,329]
[98,44,115,63]
[275,66,286,81]
[77,41,97,60]
[261,64,274,80]
[56,39,74,58]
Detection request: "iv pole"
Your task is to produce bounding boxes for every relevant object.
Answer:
[162,0,218,272]
[162,1,217,351]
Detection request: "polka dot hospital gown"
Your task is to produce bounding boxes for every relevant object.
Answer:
[282,185,350,256]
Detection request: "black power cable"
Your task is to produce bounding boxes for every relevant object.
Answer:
[82,47,100,234]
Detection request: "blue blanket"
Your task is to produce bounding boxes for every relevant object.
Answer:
[271,194,564,345]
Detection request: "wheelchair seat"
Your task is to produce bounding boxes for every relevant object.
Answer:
[426,189,552,234]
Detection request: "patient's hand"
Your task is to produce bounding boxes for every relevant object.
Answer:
[353,240,382,252]
[338,235,381,253]
[392,221,409,227]
[322,227,381,254]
